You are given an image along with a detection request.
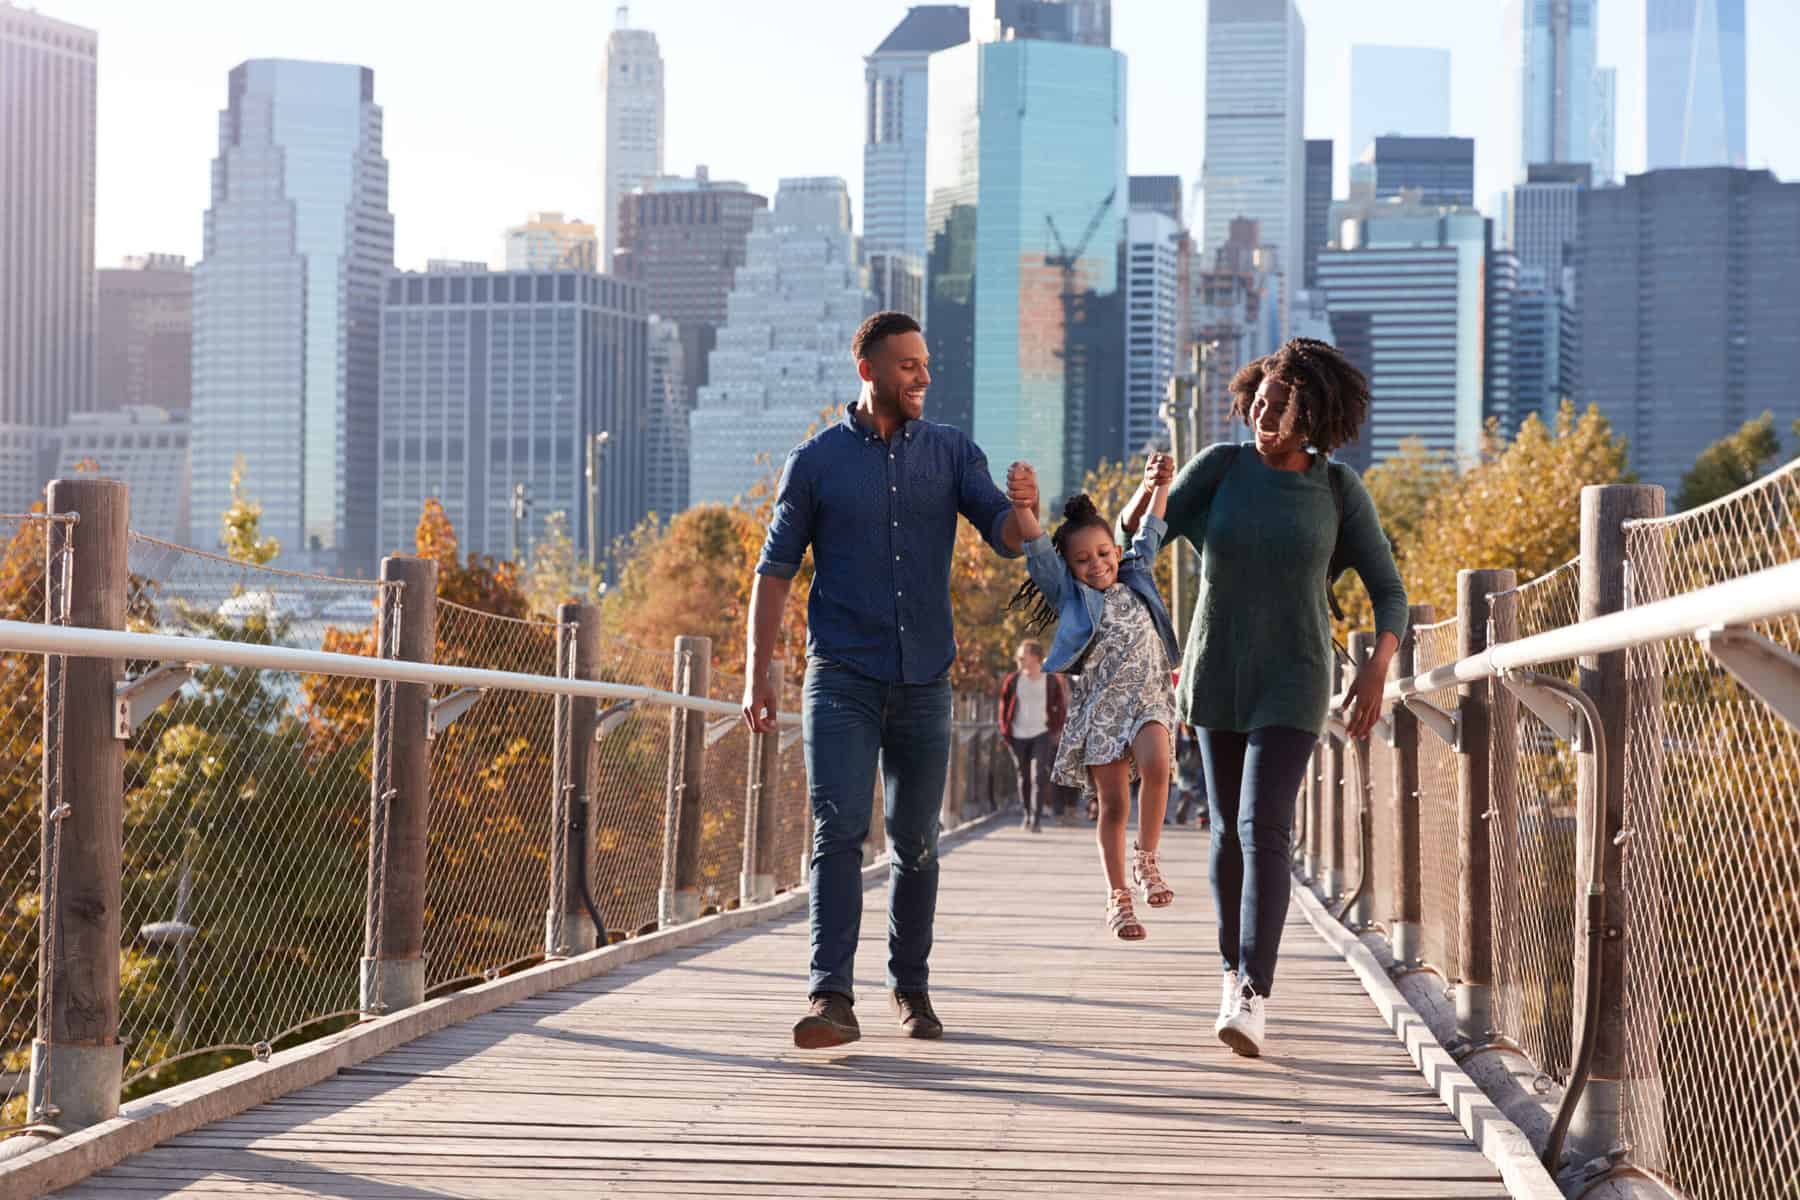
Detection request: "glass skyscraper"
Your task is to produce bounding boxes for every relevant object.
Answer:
[1647,0,1747,169]
[377,268,647,567]
[191,60,393,571]
[1508,0,1599,177]
[925,34,1128,503]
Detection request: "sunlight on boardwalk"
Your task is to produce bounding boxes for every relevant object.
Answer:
[53,822,1507,1198]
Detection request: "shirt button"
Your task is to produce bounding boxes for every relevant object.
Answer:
[895,554,901,561]
[897,590,903,598]
[892,520,898,527]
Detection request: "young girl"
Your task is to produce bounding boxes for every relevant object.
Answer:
[1008,454,1182,940]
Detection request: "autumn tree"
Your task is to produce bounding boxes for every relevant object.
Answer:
[1676,412,1783,512]
[222,457,279,565]
[524,510,602,617]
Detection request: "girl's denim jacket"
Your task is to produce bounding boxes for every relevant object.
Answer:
[1023,513,1181,676]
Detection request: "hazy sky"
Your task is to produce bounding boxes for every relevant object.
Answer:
[31,0,1800,270]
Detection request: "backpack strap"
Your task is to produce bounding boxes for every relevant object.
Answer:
[1325,457,1348,622]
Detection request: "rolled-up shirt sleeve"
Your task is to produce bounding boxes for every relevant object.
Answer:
[754,449,814,579]
[958,434,1021,558]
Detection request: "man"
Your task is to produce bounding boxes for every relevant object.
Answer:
[999,639,1065,833]
[742,310,1039,1049]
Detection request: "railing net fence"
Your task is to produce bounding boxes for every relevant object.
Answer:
[1367,710,1398,931]
[700,667,751,911]
[588,636,674,940]
[1487,562,1582,1084]
[423,601,562,993]
[1618,460,1800,1200]
[0,515,63,1131]
[1414,619,1462,985]
[117,536,388,1096]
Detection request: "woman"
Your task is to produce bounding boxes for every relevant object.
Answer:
[999,639,1066,833]
[1158,337,1407,1057]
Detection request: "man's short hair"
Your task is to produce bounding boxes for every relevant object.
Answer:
[1016,639,1045,660]
[851,311,922,361]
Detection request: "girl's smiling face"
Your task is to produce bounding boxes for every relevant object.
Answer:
[1064,524,1120,590]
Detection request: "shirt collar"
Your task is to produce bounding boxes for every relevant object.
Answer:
[843,400,915,442]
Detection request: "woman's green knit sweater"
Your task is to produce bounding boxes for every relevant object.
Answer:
[1164,443,1409,736]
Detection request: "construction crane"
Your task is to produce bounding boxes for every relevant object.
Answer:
[1043,188,1118,492]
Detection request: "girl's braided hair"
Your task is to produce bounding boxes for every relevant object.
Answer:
[1228,337,1370,454]
[1006,493,1113,634]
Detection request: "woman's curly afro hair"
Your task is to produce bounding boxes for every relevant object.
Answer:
[1228,337,1370,455]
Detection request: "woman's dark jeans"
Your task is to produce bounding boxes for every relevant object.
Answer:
[1197,726,1318,998]
[1004,732,1052,829]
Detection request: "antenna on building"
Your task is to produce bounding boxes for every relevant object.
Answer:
[615,3,630,30]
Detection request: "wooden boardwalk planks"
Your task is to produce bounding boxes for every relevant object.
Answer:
[53,822,1510,1198]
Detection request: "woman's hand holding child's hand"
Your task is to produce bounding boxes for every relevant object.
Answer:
[1145,453,1175,490]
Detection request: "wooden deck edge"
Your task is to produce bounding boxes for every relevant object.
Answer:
[1290,879,1567,1200]
[0,807,1012,1198]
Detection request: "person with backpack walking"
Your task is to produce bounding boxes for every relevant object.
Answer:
[1158,337,1408,1057]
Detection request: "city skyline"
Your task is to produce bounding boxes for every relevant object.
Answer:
[36,0,1800,273]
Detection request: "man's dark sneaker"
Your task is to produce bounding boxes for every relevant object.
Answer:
[891,989,944,1039]
[793,993,860,1050]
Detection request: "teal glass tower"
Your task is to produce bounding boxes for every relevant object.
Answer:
[925,30,1127,504]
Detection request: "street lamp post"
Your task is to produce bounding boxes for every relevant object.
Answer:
[510,482,532,565]
[585,430,611,581]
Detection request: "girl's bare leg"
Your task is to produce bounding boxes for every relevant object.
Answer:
[1089,760,1133,891]
[1133,722,1172,854]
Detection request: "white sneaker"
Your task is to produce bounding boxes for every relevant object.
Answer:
[1218,981,1266,1058]
[1213,970,1240,1035]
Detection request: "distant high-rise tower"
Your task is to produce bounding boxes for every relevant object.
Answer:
[1,4,97,510]
[1201,0,1304,332]
[1509,0,1598,177]
[191,60,394,571]
[601,6,665,267]
[1591,66,1618,184]
[504,212,598,272]
[1302,140,1333,289]
[927,15,1128,501]
[1647,0,1746,169]
[864,5,969,282]
[688,179,874,507]
[1365,137,1476,207]
[1510,162,1591,280]
[97,255,192,415]
[1349,45,1451,161]
[1125,200,1182,456]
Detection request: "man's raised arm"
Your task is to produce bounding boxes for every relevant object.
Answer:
[742,573,792,733]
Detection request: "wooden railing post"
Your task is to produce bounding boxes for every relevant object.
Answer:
[548,602,601,956]
[660,635,710,926]
[1569,483,1663,1160]
[361,555,436,1017]
[32,478,128,1131]
[1390,604,1434,964]
[1455,568,1513,1043]
[741,659,784,906]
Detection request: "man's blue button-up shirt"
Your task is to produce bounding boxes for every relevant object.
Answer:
[754,403,1020,685]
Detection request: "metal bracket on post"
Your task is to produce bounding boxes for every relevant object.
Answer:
[779,728,803,754]
[1403,695,1462,751]
[704,715,738,748]
[427,687,486,740]
[1698,625,1800,734]
[595,700,636,739]
[1500,670,1590,750]
[114,663,195,738]
[1374,712,1394,745]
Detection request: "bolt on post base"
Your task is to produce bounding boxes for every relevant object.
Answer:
[359,956,424,1016]
[29,1039,122,1131]
[660,888,701,928]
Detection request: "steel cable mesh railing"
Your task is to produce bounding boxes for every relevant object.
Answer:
[116,538,389,1098]
[699,666,750,912]
[770,672,809,893]
[588,635,675,940]
[1487,562,1582,1084]
[1414,619,1463,984]
[422,601,562,993]
[0,515,66,1131]
[1616,462,1800,1200]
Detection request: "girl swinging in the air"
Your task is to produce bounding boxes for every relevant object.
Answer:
[1006,453,1182,940]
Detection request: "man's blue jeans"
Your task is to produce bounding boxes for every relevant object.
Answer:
[802,657,951,1002]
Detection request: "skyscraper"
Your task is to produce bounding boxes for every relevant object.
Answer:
[863,6,969,272]
[504,212,598,272]
[1201,0,1304,332]
[377,269,647,566]
[1349,45,1451,161]
[1303,140,1333,289]
[1366,137,1476,207]
[1125,206,1182,456]
[1509,162,1590,280]
[1578,168,1798,494]
[926,16,1128,501]
[191,60,394,571]
[1509,0,1599,177]
[55,408,189,543]
[97,255,191,415]
[642,316,688,516]
[1591,66,1618,184]
[1646,0,1747,169]
[972,0,1111,45]
[601,6,665,266]
[1511,266,1575,429]
[1317,202,1489,464]
[1486,246,1521,437]
[688,179,874,508]
[1128,175,1183,225]
[1,3,96,511]
[616,170,767,404]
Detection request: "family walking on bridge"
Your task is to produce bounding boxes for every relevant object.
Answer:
[741,311,1407,1060]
